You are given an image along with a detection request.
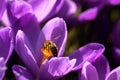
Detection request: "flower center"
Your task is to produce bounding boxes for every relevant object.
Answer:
[41,40,58,63]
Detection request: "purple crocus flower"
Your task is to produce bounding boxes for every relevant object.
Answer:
[11,13,105,80]
[7,0,77,25]
[7,0,65,23]
[113,19,120,64]
[79,55,120,80]
[0,0,6,20]
[0,27,13,79]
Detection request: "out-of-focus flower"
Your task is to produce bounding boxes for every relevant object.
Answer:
[113,19,120,64]
[77,0,120,22]
[108,0,120,6]
[79,55,120,80]
[7,0,77,24]
[0,27,13,79]
[0,0,6,20]
[11,14,105,80]
[57,0,77,19]
[78,7,101,22]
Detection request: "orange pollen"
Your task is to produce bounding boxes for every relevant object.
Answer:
[41,47,53,64]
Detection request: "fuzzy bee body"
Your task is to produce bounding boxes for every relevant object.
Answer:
[43,40,58,57]
[41,36,61,63]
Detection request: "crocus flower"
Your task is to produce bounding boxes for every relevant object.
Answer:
[0,27,13,79]
[0,0,6,20]
[113,19,120,64]
[7,0,65,23]
[79,55,120,80]
[7,0,77,25]
[11,12,105,80]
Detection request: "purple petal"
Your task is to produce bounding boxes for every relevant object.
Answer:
[29,0,64,22]
[113,47,120,64]
[0,57,6,80]
[12,13,41,64]
[13,13,40,51]
[81,61,99,80]
[69,43,105,71]
[78,7,100,22]
[108,0,120,5]
[37,17,67,57]
[1,10,11,26]
[57,0,77,18]
[0,27,13,63]
[48,57,76,76]
[7,0,32,24]
[105,66,120,80]
[15,30,39,77]
[40,57,76,80]
[0,0,6,20]
[12,65,34,80]
[93,55,110,80]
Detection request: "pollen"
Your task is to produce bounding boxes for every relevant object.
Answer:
[40,40,58,64]
[41,47,53,64]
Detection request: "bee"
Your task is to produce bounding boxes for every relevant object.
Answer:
[41,35,61,63]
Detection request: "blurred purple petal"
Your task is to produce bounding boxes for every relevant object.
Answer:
[0,0,6,20]
[7,0,32,24]
[113,47,120,64]
[105,66,120,80]
[58,0,77,18]
[69,43,105,71]
[78,7,98,22]
[108,0,120,5]
[1,10,11,26]
[12,65,34,80]
[0,57,6,79]
[81,61,99,80]
[40,57,76,80]
[37,17,67,57]
[93,55,110,80]
[15,30,39,77]
[0,27,13,63]
[29,0,64,22]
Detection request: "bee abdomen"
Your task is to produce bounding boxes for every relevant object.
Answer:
[50,46,58,57]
